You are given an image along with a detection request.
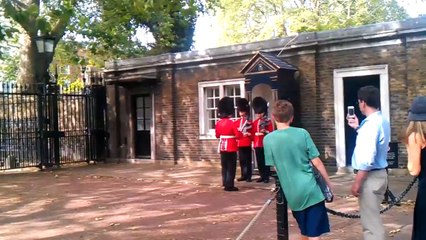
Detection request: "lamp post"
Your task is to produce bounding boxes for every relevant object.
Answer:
[81,65,87,82]
[34,36,55,84]
[34,35,62,169]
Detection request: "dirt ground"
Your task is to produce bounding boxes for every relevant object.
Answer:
[0,161,417,240]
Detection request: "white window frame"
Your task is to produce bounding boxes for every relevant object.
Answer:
[333,64,390,169]
[198,78,246,139]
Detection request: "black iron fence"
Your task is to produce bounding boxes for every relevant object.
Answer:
[0,81,107,170]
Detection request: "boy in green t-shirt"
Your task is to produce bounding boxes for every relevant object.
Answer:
[264,100,333,240]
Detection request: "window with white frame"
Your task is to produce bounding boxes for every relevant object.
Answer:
[198,79,245,139]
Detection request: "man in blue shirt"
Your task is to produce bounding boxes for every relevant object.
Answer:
[347,85,390,240]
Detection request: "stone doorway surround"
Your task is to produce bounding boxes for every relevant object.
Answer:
[333,64,390,173]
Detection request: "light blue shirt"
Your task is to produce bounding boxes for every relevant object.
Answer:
[351,111,390,171]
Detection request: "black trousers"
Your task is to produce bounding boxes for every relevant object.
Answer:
[220,152,237,188]
[238,147,252,180]
[255,147,270,180]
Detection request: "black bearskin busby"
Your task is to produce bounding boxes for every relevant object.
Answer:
[237,98,250,114]
[218,96,235,118]
[252,96,268,114]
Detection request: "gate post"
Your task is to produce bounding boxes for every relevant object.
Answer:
[83,85,93,164]
[86,83,107,162]
[37,84,47,169]
[273,174,289,240]
[47,83,61,167]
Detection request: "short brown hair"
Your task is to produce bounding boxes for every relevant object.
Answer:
[272,100,294,123]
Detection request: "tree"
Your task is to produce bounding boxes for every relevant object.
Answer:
[216,0,409,46]
[0,50,19,82]
[2,0,79,84]
[1,0,217,84]
[0,8,18,58]
[73,0,202,57]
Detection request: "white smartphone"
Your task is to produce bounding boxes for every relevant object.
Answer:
[347,106,355,117]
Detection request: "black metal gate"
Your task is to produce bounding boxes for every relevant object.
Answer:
[0,81,107,170]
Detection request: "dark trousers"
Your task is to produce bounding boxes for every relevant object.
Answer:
[238,147,252,180]
[255,147,270,180]
[220,152,237,188]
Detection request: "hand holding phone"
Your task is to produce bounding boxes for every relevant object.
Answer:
[346,106,359,129]
[347,106,355,118]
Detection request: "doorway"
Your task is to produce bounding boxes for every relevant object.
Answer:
[343,75,380,166]
[250,83,277,120]
[333,64,390,170]
[248,83,277,173]
[134,94,152,158]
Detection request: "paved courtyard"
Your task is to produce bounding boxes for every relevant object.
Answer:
[0,161,418,240]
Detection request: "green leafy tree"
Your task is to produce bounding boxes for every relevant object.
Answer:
[0,51,19,82]
[0,9,20,82]
[0,0,217,84]
[1,0,79,84]
[78,0,202,56]
[0,8,19,58]
[216,0,409,46]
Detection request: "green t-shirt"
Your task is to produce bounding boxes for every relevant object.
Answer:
[264,127,325,211]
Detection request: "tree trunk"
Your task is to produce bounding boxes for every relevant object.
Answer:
[17,34,36,85]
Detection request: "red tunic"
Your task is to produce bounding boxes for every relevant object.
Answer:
[234,117,252,147]
[251,117,274,148]
[215,117,238,152]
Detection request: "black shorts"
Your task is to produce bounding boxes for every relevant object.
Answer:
[291,200,330,237]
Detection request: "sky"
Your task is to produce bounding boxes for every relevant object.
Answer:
[192,0,426,51]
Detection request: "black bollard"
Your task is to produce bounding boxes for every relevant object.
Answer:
[273,174,289,240]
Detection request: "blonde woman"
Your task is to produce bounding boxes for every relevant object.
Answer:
[405,96,426,240]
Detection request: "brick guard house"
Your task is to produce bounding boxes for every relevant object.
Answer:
[104,17,426,173]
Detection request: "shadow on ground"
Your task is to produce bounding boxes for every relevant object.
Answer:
[0,162,416,240]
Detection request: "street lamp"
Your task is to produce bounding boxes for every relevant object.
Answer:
[34,36,56,84]
[35,36,55,54]
[34,35,60,169]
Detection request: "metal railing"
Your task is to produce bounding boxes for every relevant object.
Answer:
[0,82,107,170]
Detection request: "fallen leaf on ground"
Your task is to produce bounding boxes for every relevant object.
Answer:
[389,228,401,237]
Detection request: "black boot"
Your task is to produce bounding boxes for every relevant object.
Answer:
[224,186,239,191]
[237,177,246,181]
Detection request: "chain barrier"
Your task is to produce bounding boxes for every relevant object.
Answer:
[235,188,279,240]
[326,176,418,219]
[235,178,417,239]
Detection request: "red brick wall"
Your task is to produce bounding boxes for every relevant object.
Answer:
[171,60,249,162]
[109,38,426,167]
[154,70,175,161]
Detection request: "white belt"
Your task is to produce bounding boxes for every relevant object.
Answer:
[255,132,264,136]
[218,135,235,153]
[220,135,236,139]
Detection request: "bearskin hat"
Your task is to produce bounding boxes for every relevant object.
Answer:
[252,96,268,114]
[218,96,234,118]
[237,98,250,113]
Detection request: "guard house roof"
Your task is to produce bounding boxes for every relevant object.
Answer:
[240,51,297,74]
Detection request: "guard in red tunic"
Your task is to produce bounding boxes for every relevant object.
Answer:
[215,96,239,191]
[251,97,274,183]
[234,98,253,182]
